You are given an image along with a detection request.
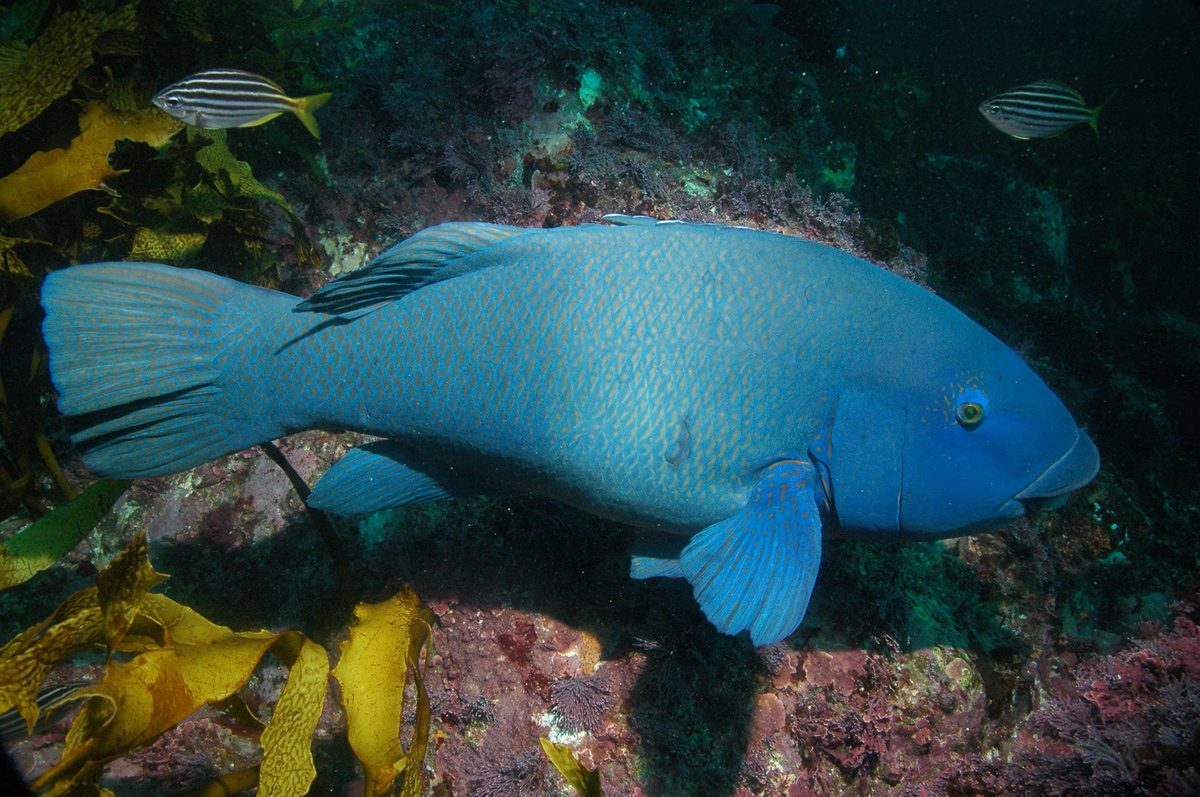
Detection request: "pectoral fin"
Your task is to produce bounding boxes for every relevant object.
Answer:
[633,460,823,646]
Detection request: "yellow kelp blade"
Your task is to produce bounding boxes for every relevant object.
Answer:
[0,100,181,223]
[31,593,329,796]
[39,777,119,797]
[0,588,102,734]
[0,3,137,137]
[0,479,130,591]
[95,532,167,655]
[332,587,435,797]
[540,738,604,797]
[2,534,328,794]
[258,631,329,797]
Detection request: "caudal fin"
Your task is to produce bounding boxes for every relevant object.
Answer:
[292,92,332,139]
[41,263,285,477]
[1087,89,1118,137]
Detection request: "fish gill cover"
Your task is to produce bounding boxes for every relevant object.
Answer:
[0,0,1198,795]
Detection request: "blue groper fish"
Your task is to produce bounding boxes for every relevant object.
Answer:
[40,216,1099,645]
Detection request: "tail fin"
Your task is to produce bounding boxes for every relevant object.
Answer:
[293,92,332,139]
[41,263,282,478]
[1087,89,1117,136]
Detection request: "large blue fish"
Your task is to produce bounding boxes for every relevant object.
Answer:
[40,217,1099,645]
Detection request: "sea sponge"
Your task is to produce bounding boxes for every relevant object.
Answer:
[0,3,138,138]
[0,100,181,223]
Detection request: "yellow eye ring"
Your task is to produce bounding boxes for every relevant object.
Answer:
[956,401,985,428]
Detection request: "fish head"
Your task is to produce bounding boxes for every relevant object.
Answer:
[151,89,196,124]
[978,99,1031,139]
[978,98,1004,121]
[819,346,1098,540]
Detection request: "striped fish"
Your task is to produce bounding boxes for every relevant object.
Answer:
[151,69,332,138]
[979,80,1110,140]
[0,680,90,741]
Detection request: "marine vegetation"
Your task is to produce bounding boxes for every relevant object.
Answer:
[0,0,329,308]
[0,534,435,796]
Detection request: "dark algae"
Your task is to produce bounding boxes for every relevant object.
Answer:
[1,1,1198,795]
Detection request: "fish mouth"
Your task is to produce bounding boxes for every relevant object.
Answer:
[1015,427,1101,511]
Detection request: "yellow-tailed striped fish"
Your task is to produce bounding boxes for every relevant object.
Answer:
[151,69,332,138]
[979,80,1112,140]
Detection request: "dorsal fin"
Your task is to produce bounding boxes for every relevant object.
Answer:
[294,222,533,317]
[602,213,685,227]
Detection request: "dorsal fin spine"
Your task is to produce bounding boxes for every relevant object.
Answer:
[294,222,532,317]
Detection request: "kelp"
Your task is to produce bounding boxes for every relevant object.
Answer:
[0,233,53,281]
[0,479,130,592]
[332,588,435,797]
[0,0,324,287]
[192,128,292,214]
[127,228,206,261]
[0,2,138,138]
[1,533,438,795]
[0,99,182,223]
[106,128,305,279]
[161,0,213,44]
[31,594,329,795]
[93,534,167,654]
[0,534,329,796]
[540,738,604,797]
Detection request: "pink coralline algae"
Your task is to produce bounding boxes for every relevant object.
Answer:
[1004,603,1200,796]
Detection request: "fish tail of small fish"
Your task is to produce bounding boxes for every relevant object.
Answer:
[1087,88,1118,137]
[291,92,332,138]
[41,263,295,478]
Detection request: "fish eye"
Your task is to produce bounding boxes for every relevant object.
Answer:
[956,401,985,429]
[164,96,181,108]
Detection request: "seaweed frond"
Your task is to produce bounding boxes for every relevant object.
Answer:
[0,3,138,138]
[0,99,181,223]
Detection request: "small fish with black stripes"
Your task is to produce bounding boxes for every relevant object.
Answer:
[151,68,332,138]
[0,680,91,741]
[979,79,1113,140]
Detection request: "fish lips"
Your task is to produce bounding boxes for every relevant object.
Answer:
[1015,427,1101,511]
